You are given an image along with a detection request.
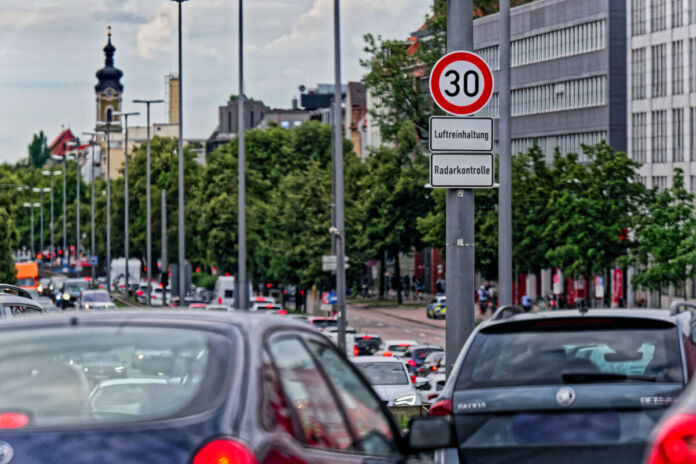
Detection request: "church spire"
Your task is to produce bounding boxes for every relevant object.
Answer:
[95,25,123,93]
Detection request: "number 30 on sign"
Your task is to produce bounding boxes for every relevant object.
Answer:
[429,51,494,116]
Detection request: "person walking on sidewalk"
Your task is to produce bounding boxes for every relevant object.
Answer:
[478,285,490,315]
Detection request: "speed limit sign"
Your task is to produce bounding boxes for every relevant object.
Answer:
[429,51,494,115]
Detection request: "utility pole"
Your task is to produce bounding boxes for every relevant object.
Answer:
[83,132,98,282]
[162,189,168,305]
[445,0,476,374]
[62,148,67,265]
[133,100,163,305]
[333,0,347,354]
[498,0,512,306]
[114,111,140,298]
[238,0,248,310]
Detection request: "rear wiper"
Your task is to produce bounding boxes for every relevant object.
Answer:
[562,372,657,383]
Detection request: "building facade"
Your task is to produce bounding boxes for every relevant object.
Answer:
[95,27,123,133]
[627,0,696,192]
[473,0,626,160]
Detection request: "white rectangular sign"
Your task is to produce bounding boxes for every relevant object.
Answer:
[429,116,493,152]
[430,153,494,188]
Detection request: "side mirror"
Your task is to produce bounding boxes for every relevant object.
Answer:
[407,416,454,451]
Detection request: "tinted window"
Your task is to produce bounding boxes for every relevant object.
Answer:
[312,319,337,330]
[456,327,684,389]
[224,290,234,298]
[308,342,398,456]
[0,326,230,427]
[412,348,441,360]
[268,337,352,451]
[355,362,408,385]
[16,278,34,287]
[387,344,410,353]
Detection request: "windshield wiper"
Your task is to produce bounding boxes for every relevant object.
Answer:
[562,372,657,383]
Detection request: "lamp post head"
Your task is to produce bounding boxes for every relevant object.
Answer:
[32,203,40,208]
[22,203,30,208]
[42,188,51,193]
[53,170,61,175]
[32,188,40,193]
[41,170,51,176]
[113,111,140,117]
[132,99,164,104]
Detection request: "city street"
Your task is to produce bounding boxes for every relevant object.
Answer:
[348,302,445,346]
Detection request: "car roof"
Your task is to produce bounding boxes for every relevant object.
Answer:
[384,339,418,345]
[409,344,443,350]
[352,356,405,363]
[481,307,684,329]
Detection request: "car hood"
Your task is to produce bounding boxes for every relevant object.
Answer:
[371,384,415,401]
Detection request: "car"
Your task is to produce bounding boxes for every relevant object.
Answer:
[307,316,338,333]
[380,339,419,357]
[415,373,447,404]
[0,310,452,462]
[213,275,236,306]
[0,292,44,318]
[80,290,115,310]
[426,296,446,318]
[352,356,422,406]
[419,351,446,376]
[403,344,444,374]
[250,301,281,312]
[427,301,446,319]
[37,278,51,296]
[58,278,90,309]
[48,276,67,301]
[203,304,233,311]
[433,304,696,464]
[355,334,384,356]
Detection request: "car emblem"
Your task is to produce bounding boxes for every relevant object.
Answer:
[556,387,576,407]
[0,441,14,464]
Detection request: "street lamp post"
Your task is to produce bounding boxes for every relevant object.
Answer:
[68,139,82,269]
[238,0,247,310]
[114,111,140,298]
[83,132,98,281]
[62,148,67,267]
[22,203,40,258]
[171,0,188,306]
[32,187,51,258]
[97,122,114,290]
[42,170,61,265]
[133,100,163,306]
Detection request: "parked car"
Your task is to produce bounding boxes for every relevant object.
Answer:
[352,356,422,406]
[426,296,446,318]
[0,310,451,462]
[433,304,696,464]
[426,301,446,319]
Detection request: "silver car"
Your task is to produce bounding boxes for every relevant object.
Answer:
[352,356,422,406]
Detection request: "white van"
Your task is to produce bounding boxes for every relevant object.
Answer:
[213,276,236,306]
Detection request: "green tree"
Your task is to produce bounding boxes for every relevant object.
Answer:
[629,168,696,297]
[0,208,16,283]
[27,131,50,168]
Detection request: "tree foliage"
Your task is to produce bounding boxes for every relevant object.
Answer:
[27,131,50,168]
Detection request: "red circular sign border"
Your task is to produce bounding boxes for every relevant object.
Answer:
[429,51,494,115]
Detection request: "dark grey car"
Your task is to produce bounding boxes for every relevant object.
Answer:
[0,310,451,463]
[434,305,696,464]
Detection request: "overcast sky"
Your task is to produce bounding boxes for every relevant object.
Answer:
[0,0,431,163]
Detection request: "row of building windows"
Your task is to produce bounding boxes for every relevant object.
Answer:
[632,39,696,99]
[476,75,605,118]
[472,20,605,72]
[631,108,696,163]
[511,131,607,163]
[633,0,696,35]
[638,175,696,193]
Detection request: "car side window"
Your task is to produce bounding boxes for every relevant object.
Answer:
[268,337,353,451]
[307,340,400,457]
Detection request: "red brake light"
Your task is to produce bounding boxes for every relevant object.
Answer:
[218,297,222,304]
[410,375,417,383]
[0,412,29,429]
[266,283,272,288]
[353,345,359,356]
[265,304,273,309]
[429,398,453,417]
[398,343,410,347]
[277,309,288,315]
[647,414,696,464]
[136,290,144,296]
[193,439,257,464]
[85,277,91,282]
[225,273,230,277]
[382,351,393,357]
[407,359,417,367]
[255,297,265,302]
[300,290,304,295]
[432,365,438,371]
[362,335,371,339]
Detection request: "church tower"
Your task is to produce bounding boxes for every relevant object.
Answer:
[95,26,123,132]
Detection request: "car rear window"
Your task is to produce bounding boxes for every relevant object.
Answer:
[16,278,34,287]
[412,348,441,360]
[355,362,409,385]
[0,326,232,428]
[312,319,337,330]
[456,324,684,389]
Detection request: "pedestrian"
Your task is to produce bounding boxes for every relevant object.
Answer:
[436,278,445,294]
[521,293,532,312]
[478,285,490,315]
[402,275,410,299]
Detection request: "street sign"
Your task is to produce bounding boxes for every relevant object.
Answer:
[429,116,493,152]
[429,51,494,116]
[430,153,494,188]
[89,255,98,266]
[322,255,350,271]
[321,291,338,305]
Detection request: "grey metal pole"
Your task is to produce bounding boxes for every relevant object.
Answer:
[445,0,475,375]
[238,0,247,311]
[177,0,186,306]
[83,132,97,282]
[498,0,512,306]
[50,175,54,263]
[75,139,80,270]
[333,0,347,354]
[40,190,44,255]
[62,154,67,264]
[162,189,168,305]
[106,128,111,290]
[124,121,130,297]
[133,100,162,304]
[30,206,34,258]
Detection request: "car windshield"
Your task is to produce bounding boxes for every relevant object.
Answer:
[312,319,337,329]
[82,292,110,303]
[0,326,231,427]
[16,278,34,287]
[456,324,684,388]
[355,362,409,385]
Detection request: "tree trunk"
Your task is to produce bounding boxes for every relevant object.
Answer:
[395,251,403,305]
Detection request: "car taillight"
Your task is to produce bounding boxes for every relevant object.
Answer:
[362,335,371,339]
[193,438,257,464]
[0,412,29,429]
[218,297,222,304]
[427,393,439,401]
[429,398,453,417]
[407,359,417,367]
[353,345,359,356]
[411,375,417,383]
[277,310,288,315]
[262,449,309,464]
[432,365,438,371]
[382,351,393,357]
[647,414,696,464]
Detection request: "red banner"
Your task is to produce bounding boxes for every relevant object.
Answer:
[612,269,623,305]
